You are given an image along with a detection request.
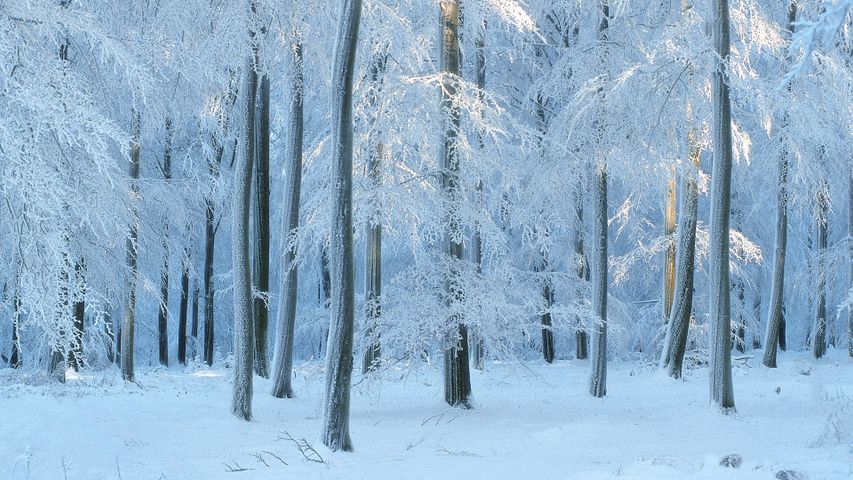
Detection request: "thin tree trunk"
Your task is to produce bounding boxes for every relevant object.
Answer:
[271,38,304,399]
[158,118,173,367]
[540,259,555,364]
[663,173,676,324]
[471,23,486,371]
[362,48,386,375]
[588,0,609,399]
[321,0,362,452]
[708,0,735,412]
[574,180,589,360]
[660,125,700,379]
[813,180,828,359]
[253,71,271,378]
[191,284,199,360]
[439,0,472,409]
[11,278,20,369]
[178,255,189,365]
[764,2,796,368]
[121,109,141,383]
[849,172,852,358]
[68,260,85,371]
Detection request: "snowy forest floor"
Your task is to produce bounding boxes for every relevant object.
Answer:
[1,349,851,480]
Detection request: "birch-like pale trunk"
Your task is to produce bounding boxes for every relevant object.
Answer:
[253,70,271,379]
[763,2,796,368]
[708,0,735,412]
[588,0,609,399]
[660,126,700,379]
[121,109,141,383]
[812,180,828,359]
[271,39,304,399]
[439,0,472,408]
[322,0,362,451]
[232,48,258,421]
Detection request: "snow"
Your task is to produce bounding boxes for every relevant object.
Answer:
[1,350,850,479]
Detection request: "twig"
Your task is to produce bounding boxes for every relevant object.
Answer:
[276,431,325,464]
[223,461,253,472]
[261,451,288,465]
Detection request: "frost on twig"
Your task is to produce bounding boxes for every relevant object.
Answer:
[277,431,325,464]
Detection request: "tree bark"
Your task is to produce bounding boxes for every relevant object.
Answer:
[253,70,271,378]
[471,23,486,371]
[321,0,362,452]
[191,284,199,360]
[271,39,304,399]
[121,109,141,382]
[660,126,700,379]
[588,0,609,399]
[763,1,796,368]
[178,255,189,365]
[812,180,828,359]
[10,279,20,368]
[158,117,173,367]
[362,48,386,375]
[663,174,676,324]
[708,0,736,412]
[849,172,852,358]
[68,260,85,371]
[439,0,472,409]
[574,180,589,360]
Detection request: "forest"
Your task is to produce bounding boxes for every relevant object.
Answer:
[1,0,852,479]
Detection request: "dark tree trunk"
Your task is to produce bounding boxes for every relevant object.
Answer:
[191,285,199,360]
[68,260,85,371]
[10,281,20,368]
[813,181,828,359]
[471,23,486,371]
[253,71,271,379]
[574,180,589,360]
[178,256,189,365]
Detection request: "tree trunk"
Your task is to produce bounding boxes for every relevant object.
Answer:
[121,109,141,382]
[471,24,486,371]
[540,261,555,364]
[271,39,304,399]
[321,0,362,452]
[660,127,700,379]
[68,260,85,371]
[439,0,472,409]
[178,255,189,365]
[663,173,676,324]
[253,71,271,378]
[813,180,828,359]
[362,48,386,375]
[574,180,590,360]
[708,0,735,412]
[158,118,173,367]
[232,42,258,421]
[588,0,609,399]
[191,285,199,360]
[10,279,20,368]
[763,2,796,368]
[849,172,852,358]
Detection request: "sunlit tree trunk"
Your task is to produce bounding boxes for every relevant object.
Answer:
[439,0,472,408]
[232,26,259,420]
[763,2,796,368]
[663,173,676,324]
[121,109,142,383]
[321,0,362,452]
[812,180,828,359]
[660,124,700,379]
[708,0,735,412]
[271,38,304,399]
[588,0,609,399]
[253,69,271,378]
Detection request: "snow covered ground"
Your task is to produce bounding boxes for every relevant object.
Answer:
[1,349,850,480]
